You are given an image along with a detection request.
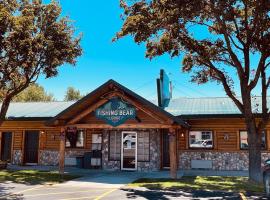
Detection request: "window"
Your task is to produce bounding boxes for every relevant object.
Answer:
[109,131,121,161]
[189,131,213,148]
[137,132,150,162]
[92,133,102,150]
[65,129,85,148]
[240,131,266,150]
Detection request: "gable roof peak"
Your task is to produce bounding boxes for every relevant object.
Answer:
[47,79,189,128]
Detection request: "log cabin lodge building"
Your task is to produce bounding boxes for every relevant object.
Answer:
[0,79,268,172]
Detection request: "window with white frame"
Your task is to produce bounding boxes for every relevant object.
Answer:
[240,130,266,150]
[189,131,213,148]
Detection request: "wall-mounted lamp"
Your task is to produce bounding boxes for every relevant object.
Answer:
[180,132,185,137]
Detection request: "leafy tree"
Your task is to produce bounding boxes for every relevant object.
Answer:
[12,83,54,102]
[116,0,270,182]
[64,87,83,101]
[0,0,82,121]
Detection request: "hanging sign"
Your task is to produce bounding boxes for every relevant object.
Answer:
[95,97,136,127]
[66,126,77,133]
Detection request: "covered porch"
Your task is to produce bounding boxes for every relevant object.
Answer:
[47,80,189,178]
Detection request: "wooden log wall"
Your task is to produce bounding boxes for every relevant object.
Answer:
[0,120,105,165]
[2,117,270,166]
[179,118,270,152]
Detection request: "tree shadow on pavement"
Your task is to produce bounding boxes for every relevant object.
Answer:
[121,186,241,200]
[0,184,24,200]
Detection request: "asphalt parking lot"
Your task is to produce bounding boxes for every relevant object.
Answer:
[0,170,268,200]
[1,184,243,200]
[0,171,143,200]
[1,184,116,200]
[1,184,269,200]
[103,187,242,200]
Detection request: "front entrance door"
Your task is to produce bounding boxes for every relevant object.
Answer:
[162,131,170,168]
[1,132,12,162]
[121,131,137,170]
[24,131,39,164]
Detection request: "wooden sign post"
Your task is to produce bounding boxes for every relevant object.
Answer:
[59,127,65,175]
[169,128,177,179]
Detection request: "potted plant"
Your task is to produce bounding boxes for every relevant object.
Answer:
[0,160,7,169]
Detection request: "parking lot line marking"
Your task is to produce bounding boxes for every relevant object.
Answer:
[239,192,247,200]
[16,185,44,194]
[0,185,44,199]
[59,196,93,200]
[22,189,98,197]
[94,189,117,200]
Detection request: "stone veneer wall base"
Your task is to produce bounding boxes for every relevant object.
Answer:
[179,151,270,170]
[12,150,23,165]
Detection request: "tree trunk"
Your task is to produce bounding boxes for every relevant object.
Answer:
[247,119,262,183]
[0,97,11,124]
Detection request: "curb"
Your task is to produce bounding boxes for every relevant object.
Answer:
[239,192,247,200]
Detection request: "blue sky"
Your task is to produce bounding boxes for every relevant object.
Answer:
[38,0,233,100]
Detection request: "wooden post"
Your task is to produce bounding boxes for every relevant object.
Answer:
[169,128,177,179]
[22,131,25,165]
[59,127,65,175]
[0,132,2,160]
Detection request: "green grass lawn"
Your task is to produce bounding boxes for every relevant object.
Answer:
[0,170,80,185]
[130,176,264,194]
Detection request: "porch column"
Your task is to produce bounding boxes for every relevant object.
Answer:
[59,127,65,175]
[0,132,2,160]
[169,128,177,179]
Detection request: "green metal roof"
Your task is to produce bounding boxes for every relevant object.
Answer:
[164,96,266,116]
[2,96,267,119]
[5,101,75,118]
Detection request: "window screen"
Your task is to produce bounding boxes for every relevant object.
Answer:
[92,133,102,150]
[109,131,121,161]
[137,132,150,162]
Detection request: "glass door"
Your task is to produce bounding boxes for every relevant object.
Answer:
[121,131,137,170]
[162,132,170,168]
[24,130,39,164]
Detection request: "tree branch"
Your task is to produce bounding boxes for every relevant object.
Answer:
[257,65,270,132]
[249,54,266,90]
[228,34,244,51]
[200,59,244,113]
[232,18,245,47]
[265,61,270,69]
[217,16,245,79]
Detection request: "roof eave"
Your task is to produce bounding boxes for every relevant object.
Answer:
[178,113,246,119]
